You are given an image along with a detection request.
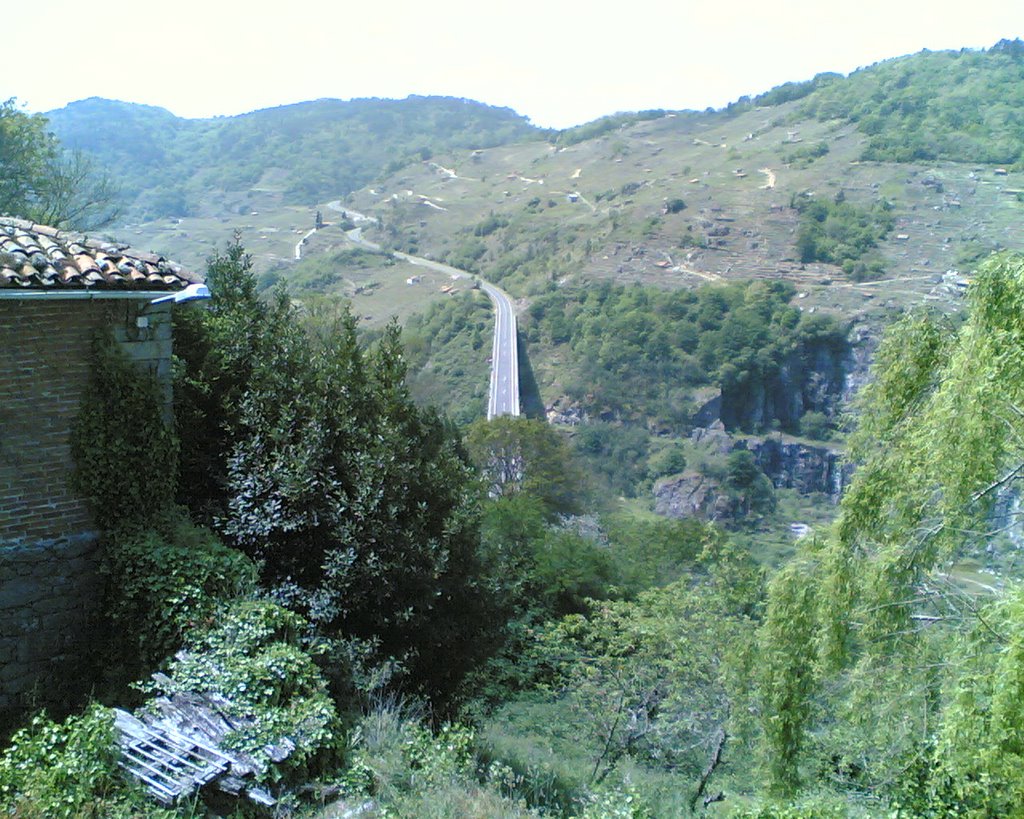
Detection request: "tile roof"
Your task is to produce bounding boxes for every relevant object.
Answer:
[0,217,202,292]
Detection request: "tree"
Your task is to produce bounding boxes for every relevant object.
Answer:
[0,99,118,229]
[536,538,761,802]
[465,416,586,518]
[757,253,1024,809]
[0,98,55,219]
[175,237,500,707]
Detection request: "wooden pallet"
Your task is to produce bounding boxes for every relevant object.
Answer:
[114,710,231,804]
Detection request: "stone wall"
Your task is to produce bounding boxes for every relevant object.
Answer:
[0,533,102,725]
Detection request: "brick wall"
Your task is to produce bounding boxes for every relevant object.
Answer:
[0,296,174,724]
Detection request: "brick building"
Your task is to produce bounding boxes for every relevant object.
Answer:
[0,217,205,724]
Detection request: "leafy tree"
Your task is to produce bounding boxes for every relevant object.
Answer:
[0,99,54,217]
[465,416,586,518]
[535,538,761,798]
[757,253,1024,809]
[647,445,687,479]
[792,192,893,275]
[0,98,118,229]
[175,237,499,707]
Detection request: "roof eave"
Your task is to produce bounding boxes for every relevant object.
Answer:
[0,289,185,300]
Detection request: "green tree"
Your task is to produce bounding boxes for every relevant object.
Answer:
[0,98,56,219]
[175,238,499,707]
[465,416,586,518]
[757,254,1024,809]
[536,539,761,798]
[0,98,118,229]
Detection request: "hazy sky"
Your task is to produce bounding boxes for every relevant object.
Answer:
[10,0,1024,127]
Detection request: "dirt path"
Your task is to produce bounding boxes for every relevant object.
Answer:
[428,162,478,182]
[759,168,776,189]
[675,264,723,282]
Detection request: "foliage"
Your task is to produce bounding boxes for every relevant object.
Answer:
[724,450,777,516]
[781,141,829,168]
[555,110,668,147]
[792,192,893,276]
[337,700,539,817]
[403,291,492,424]
[151,600,338,782]
[756,253,1024,810]
[525,280,847,433]
[0,98,55,219]
[0,705,177,818]
[70,330,178,530]
[757,560,819,795]
[277,245,395,295]
[0,98,118,229]
[481,538,763,815]
[176,238,499,707]
[46,96,540,219]
[648,444,687,479]
[101,508,257,669]
[601,513,711,593]
[798,41,1024,166]
[798,410,831,441]
[572,422,650,498]
[466,416,587,518]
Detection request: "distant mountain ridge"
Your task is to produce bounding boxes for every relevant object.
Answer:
[42,40,1024,225]
[45,95,542,219]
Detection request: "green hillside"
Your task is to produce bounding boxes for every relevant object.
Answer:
[45,95,542,219]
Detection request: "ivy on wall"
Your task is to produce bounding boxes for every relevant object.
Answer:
[70,330,178,531]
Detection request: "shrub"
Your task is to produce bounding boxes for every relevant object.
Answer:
[102,509,258,668]
[0,705,175,818]
[151,600,338,783]
[799,410,831,441]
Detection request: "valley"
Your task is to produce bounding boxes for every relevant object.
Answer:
[6,39,1024,818]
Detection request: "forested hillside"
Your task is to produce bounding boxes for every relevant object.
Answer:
[45,96,540,218]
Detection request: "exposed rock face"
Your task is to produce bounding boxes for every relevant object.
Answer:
[720,336,849,433]
[546,400,588,426]
[842,323,878,405]
[653,472,736,522]
[739,436,850,502]
[689,420,733,454]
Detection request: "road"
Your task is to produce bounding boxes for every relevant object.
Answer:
[334,218,520,419]
[480,279,520,419]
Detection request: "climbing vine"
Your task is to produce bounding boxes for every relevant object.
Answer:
[70,330,178,530]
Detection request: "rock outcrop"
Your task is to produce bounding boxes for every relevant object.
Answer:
[653,471,736,522]
[740,436,850,502]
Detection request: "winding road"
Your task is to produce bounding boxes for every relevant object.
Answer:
[321,201,520,419]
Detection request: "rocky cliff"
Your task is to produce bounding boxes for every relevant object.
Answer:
[739,436,850,502]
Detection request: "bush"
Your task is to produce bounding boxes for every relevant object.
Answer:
[0,705,174,818]
[648,446,687,479]
[338,701,538,817]
[102,509,258,669]
[799,410,831,441]
[151,600,338,783]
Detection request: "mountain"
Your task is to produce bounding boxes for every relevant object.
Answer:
[44,95,542,219]
[345,42,1024,299]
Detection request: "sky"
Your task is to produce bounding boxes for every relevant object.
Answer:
[9,0,1024,128]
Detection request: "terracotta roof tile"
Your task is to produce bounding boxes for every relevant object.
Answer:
[0,216,202,292]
